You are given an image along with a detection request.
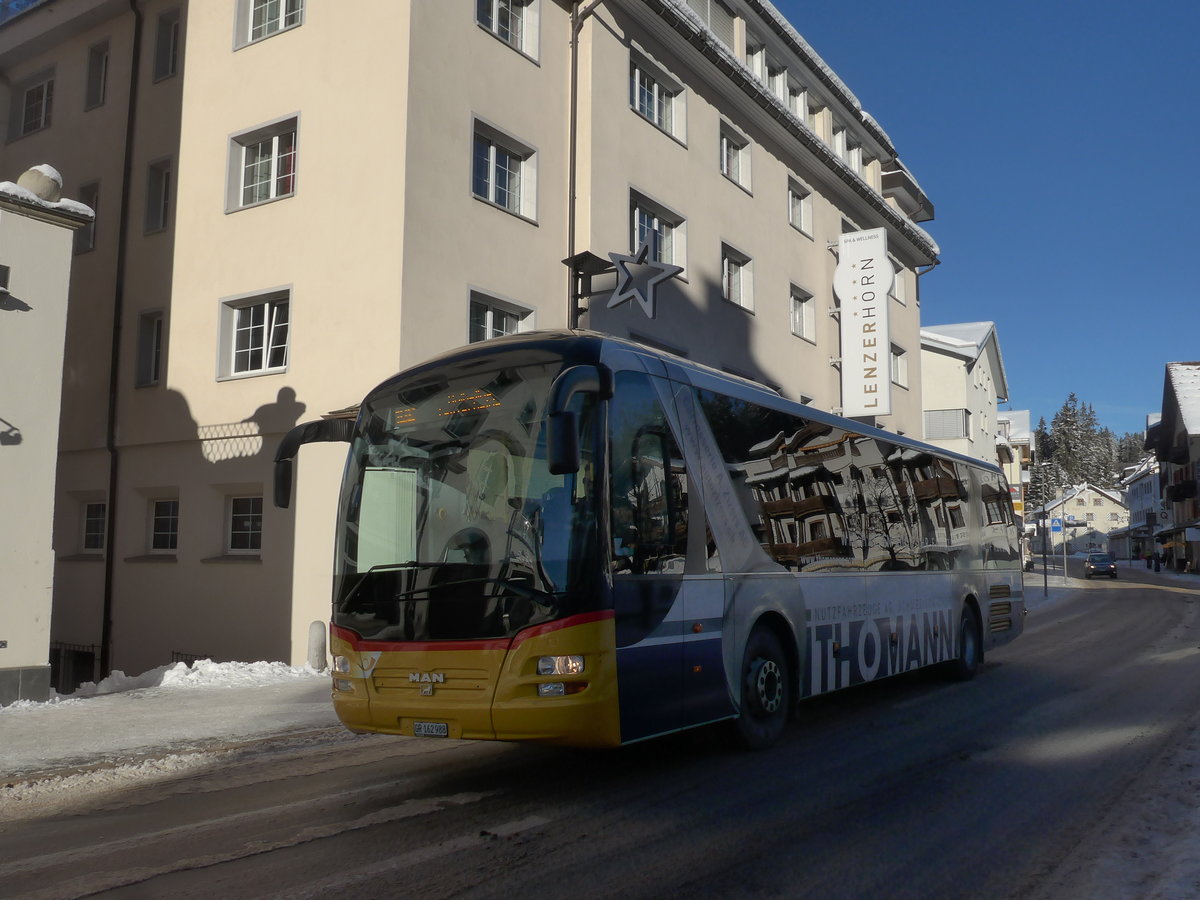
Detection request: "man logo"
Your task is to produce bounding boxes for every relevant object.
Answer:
[409,672,445,683]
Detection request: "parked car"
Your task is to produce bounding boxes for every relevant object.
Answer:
[1084,552,1117,579]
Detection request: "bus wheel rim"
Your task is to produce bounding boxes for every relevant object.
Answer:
[751,658,783,714]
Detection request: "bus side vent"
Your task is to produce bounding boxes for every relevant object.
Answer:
[988,584,1012,599]
[988,601,1013,633]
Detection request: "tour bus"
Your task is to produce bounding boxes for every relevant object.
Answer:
[275,330,1024,749]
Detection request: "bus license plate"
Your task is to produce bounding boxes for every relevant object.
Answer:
[413,721,449,738]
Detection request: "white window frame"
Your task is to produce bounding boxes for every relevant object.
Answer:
[83,501,107,552]
[721,244,753,311]
[719,123,750,190]
[475,0,539,59]
[150,498,180,552]
[629,51,684,140]
[890,344,908,388]
[75,181,99,253]
[145,158,172,233]
[767,61,787,101]
[236,0,304,48]
[788,178,812,236]
[10,69,54,138]
[227,495,264,553]
[228,116,298,211]
[218,288,290,379]
[153,8,182,81]
[468,290,533,343]
[746,40,765,82]
[889,257,907,304]
[788,82,807,120]
[790,286,814,342]
[631,191,686,269]
[85,41,109,110]
[472,120,537,220]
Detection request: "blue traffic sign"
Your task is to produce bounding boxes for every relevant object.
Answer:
[1051,518,1063,533]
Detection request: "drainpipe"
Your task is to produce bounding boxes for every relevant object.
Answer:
[567,0,603,329]
[100,0,144,677]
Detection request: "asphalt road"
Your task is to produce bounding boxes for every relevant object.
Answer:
[3,566,1199,900]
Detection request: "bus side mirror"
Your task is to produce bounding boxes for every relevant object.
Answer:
[546,364,611,476]
[273,418,356,508]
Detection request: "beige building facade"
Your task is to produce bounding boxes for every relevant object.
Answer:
[0,0,940,681]
[920,322,1009,465]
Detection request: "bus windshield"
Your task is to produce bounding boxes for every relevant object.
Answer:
[333,359,601,642]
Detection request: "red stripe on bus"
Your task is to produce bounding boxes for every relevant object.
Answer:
[330,610,614,653]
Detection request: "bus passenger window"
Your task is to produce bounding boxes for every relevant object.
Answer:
[609,373,688,575]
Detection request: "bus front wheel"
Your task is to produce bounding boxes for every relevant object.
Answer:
[731,625,790,750]
[945,605,982,682]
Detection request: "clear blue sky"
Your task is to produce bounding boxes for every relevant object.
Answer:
[774,0,1200,438]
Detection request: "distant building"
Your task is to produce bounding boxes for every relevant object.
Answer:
[1145,363,1200,572]
[1031,484,1129,556]
[920,322,1009,465]
[0,166,91,705]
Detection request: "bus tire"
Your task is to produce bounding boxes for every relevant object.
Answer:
[731,625,790,750]
[945,604,982,682]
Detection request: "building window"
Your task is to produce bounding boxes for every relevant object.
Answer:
[154,8,181,81]
[230,118,297,209]
[746,41,765,81]
[788,82,807,120]
[889,258,906,304]
[890,345,908,388]
[86,41,109,110]
[75,182,99,253]
[229,496,263,552]
[790,286,814,341]
[631,193,684,266]
[630,55,682,138]
[788,179,812,235]
[237,0,304,46]
[721,245,753,311]
[1076,498,1086,507]
[924,409,969,440]
[767,63,787,102]
[1093,497,1103,506]
[219,290,290,378]
[720,124,750,189]
[83,502,107,551]
[10,69,54,138]
[145,158,172,233]
[469,292,531,343]
[476,0,538,57]
[136,310,165,387]
[1086,512,1096,523]
[472,122,535,219]
[151,499,179,551]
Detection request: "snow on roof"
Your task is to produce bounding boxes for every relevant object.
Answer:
[1167,362,1200,435]
[0,180,94,220]
[921,321,1009,402]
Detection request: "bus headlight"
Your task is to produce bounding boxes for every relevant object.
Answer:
[333,655,351,674]
[333,678,354,692]
[537,655,584,676]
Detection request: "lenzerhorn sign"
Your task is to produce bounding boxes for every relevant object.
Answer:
[606,241,683,319]
[833,228,894,417]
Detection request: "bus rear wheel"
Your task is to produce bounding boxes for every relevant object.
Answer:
[731,625,790,750]
[945,604,982,682]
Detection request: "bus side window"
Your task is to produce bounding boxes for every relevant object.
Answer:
[609,374,688,575]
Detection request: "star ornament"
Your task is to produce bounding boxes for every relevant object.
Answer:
[606,242,683,319]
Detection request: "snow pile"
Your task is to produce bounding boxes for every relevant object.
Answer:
[74,659,324,696]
